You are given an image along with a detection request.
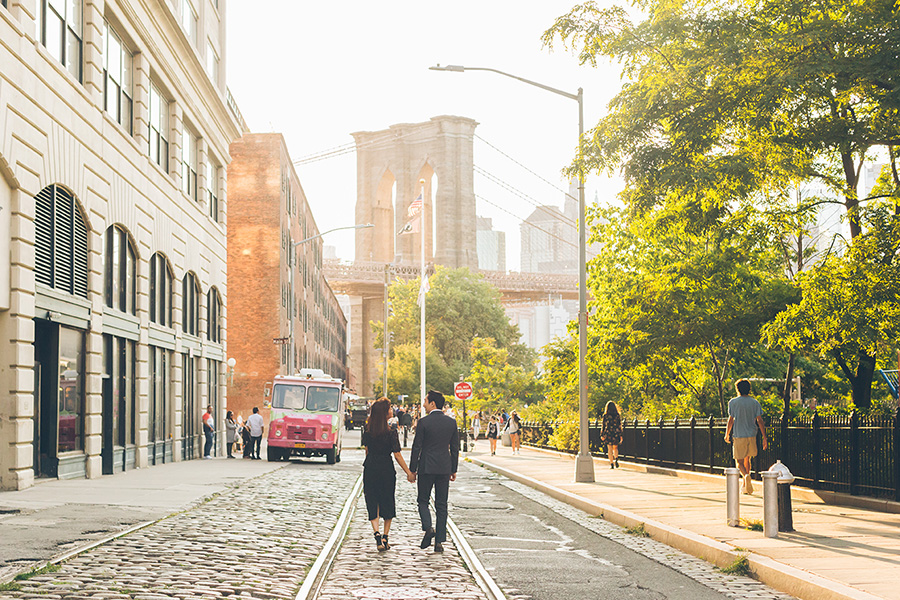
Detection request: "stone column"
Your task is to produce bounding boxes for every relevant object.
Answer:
[170,103,183,186]
[0,187,37,490]
[82,0,105,107]
[135,245,150,468]
[132,53,150,153]
[84,227,104,479]
[197,137,208,213]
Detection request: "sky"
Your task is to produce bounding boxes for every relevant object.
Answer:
[226,1,625,272]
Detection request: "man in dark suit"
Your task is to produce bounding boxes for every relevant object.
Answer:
[409,390,459,553]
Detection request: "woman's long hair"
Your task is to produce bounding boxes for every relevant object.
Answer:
[226,410,234,421]
[367,397,391,437]
[604,401,619,419]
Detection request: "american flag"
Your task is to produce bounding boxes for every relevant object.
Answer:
[407,193,423,218]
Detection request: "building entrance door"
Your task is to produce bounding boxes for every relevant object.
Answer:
[33,319,58,478]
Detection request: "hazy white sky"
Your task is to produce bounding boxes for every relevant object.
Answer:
[227,1,625,271]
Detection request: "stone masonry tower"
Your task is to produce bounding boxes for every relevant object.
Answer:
[353,116,479,269]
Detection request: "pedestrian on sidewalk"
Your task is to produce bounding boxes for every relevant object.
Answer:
[247,407,265,460]
[202,405,215,459]
[486,416,499,455]
[225,411,238,458]
[724,379,768,494]
[470,413,481,449]
[241,419,253,458]
[362,398,415,552]
[600,401,623,468]
[506,411,521,455]
[409,390,460,553]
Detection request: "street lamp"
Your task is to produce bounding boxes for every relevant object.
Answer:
[289,223,374,375]
[430,64,595,482]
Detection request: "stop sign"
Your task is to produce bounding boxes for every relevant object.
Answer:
[454,381,473,401]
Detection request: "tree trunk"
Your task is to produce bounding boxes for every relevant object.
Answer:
[783,353,796,415]
[852,351,876,410]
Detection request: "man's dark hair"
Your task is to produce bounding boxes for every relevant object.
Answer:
[252,406,259,414]
[736,379,752,396]
[427,390,445,410]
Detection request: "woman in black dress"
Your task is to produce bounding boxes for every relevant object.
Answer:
[362,397,414,551]
[600,401,624,468]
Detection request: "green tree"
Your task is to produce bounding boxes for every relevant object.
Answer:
[379,343,456,404]
[543,0,900,407]
[467,337,542,413]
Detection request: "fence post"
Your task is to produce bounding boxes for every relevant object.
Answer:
[658,417,664,466]
[673,417,679,469]
[813,410,821,486]
[645,419,651,465]
[690,415,696,471]
[894,411,900,502]
[780,411,788,462]
[850,411,859,496]
[708,415,715,474]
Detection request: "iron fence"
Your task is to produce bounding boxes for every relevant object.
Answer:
[521,412,900,501]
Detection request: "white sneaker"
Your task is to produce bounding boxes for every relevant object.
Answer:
[743,474,753,494]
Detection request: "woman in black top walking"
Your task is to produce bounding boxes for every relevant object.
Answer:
[362,398,414,551]
[600,401,624,468]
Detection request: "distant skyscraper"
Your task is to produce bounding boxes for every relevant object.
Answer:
[520,181,579,274]
[476,217,507,272]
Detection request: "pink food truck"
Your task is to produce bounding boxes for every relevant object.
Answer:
[265,369,345,463]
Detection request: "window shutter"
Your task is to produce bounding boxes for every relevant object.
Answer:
[34,185,89,299]
[34,187,55,288]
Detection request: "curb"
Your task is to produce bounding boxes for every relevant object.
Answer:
[447,514,506,600]
[471,457,886,600]
[518,445,900,514]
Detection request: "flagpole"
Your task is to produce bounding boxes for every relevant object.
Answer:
[419,179,426,411]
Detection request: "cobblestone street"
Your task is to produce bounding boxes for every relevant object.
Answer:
[316,471,487,600]
[0,462,359,600]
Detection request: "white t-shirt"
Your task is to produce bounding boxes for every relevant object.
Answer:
[247,413,264,437]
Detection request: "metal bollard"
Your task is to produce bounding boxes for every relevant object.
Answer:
[762,471,779,538]
[725,467,741,527]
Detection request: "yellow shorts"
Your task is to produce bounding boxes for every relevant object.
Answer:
[733,437,758,460]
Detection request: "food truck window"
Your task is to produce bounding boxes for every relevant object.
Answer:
[306,386,340,412]
[273,385,305,410]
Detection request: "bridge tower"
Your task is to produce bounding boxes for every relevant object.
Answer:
[347,116,479,396]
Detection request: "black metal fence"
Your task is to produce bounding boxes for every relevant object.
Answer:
[521,412,900,501]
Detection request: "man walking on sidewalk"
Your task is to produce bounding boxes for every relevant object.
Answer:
[246,407,265,460]
[409,390,459,553]
[724,379,768,494]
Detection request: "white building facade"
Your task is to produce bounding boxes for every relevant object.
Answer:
[0,0,241,490]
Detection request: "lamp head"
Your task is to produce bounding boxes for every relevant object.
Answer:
[430,64,465,72]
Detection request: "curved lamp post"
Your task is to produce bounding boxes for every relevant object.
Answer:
[430,64,594,483]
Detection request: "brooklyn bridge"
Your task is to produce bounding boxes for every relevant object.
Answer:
[325,115,580,395]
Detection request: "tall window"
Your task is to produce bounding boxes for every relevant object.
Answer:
[182,272,200,336]
[207,159,219,221]
[181,0,197,45]
[34,185,89,298]
[150,253,174,327]
[105,225,136,314]
[39,0,83,82]
[103,21,133,133]
[149,82,169,171]
[58,327,85,452]
[205,42,219,86]
[181,127,198,201]
[207,287,220,343]
[149,346,170,461]
[103,334,136,450]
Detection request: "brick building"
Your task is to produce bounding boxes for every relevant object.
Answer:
[227,134,348,421]
[0,0,242,490]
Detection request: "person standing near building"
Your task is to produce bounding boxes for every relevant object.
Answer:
[225,411,238,459]
[202,405,215,459]
[246,407,265,460]
[409,390,459,553]
[724,379,768,494]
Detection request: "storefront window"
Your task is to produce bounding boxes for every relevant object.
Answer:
[57,326,84,452]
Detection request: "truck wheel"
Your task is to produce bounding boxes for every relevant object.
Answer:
[267,447,278,462]
[325,448,336,465]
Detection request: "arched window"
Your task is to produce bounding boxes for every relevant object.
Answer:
[182,272,200,336]
[207,287,221,343]
[105,225,136,314]
[150,253,174,327]
[34,184,88,298]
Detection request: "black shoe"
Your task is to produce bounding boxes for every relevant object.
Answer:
[610,463,614,468]
[374,532,385,552]
[615,459,619,468]
[420,528,435,549]
[382,534,390,550]
[434,542,444,553]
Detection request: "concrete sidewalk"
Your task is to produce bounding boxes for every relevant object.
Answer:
[0,457,282,579]
[467,443,900,600]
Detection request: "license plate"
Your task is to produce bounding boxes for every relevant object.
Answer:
[294,442,306,448]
